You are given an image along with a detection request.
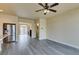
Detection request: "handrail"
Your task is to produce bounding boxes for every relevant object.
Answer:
[0,34,9,42]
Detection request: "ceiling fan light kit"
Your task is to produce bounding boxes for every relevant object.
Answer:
[44,9,50,13]
[35,3,59,15]
[43,9,50,15]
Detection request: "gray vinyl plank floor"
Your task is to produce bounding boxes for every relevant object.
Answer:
[0,35,79,55]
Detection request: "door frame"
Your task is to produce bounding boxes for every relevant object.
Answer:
[3,23,16,42]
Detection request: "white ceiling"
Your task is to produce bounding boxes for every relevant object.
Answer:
[0,3,79,20]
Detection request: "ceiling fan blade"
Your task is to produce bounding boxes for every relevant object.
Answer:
[35,9,44,12]
[38,3,45,8]
[50,3,59,8]
[49,9,56,12]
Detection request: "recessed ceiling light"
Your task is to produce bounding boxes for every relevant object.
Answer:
[0,9,4,12]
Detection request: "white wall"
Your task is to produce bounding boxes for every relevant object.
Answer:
[39,18,46,40]
[47,8,79,49]
[19,18,36,38]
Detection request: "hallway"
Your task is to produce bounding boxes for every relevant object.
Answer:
[0,35,79,55]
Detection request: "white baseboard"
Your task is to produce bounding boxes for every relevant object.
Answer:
[48,39,79,49]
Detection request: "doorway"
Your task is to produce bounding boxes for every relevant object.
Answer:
[20,25,28,35]
[3,23,16,43]
[19,24,29,43]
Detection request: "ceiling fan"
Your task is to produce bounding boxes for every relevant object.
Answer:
[35,3,59,15]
